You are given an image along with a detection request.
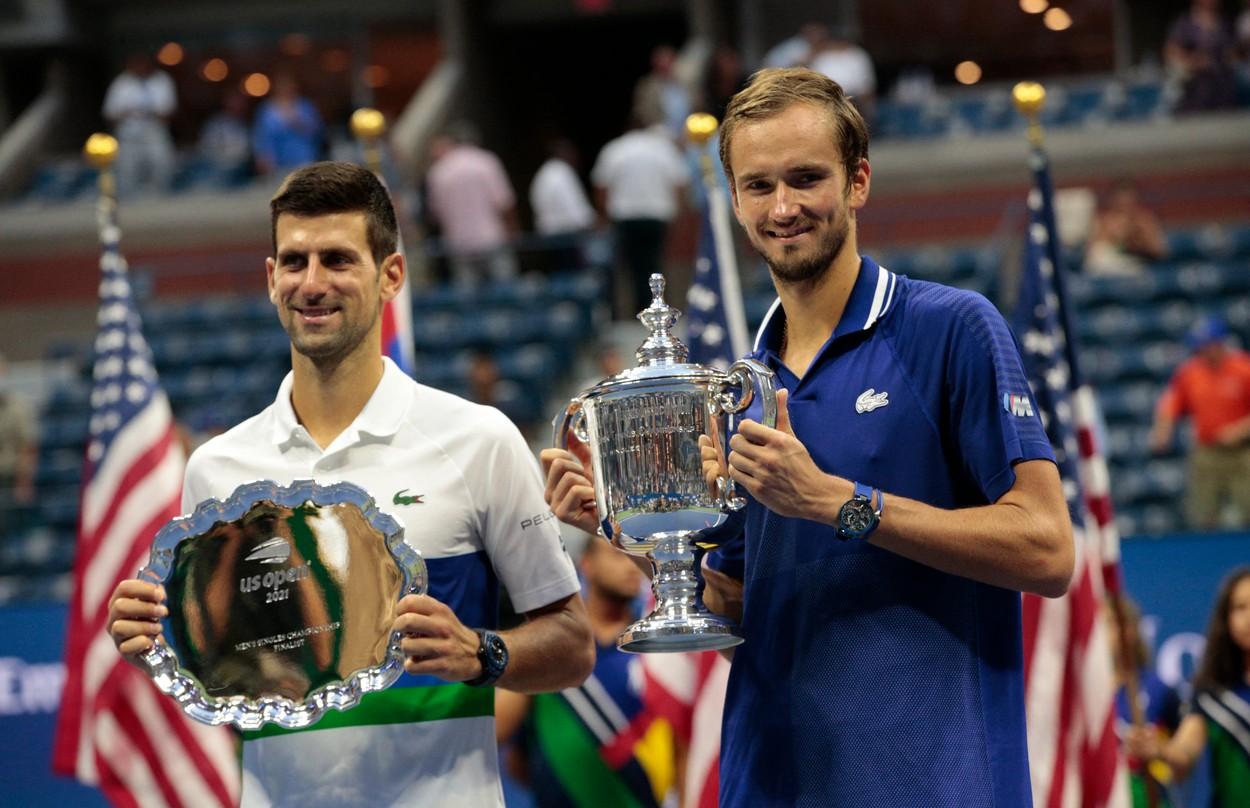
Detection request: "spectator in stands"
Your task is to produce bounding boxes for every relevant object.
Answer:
[425,121,520,286]
[632,45,692,143]
[0,353,36,517]
[102,52,177,196]
[252,72,323,176]
[1150,314,1250,530]
[809,29,878,124]
[495,536,673,808]
[198,91,253,186]
[591,115,690,319]
[529,135,595,271]
[761,22,830,69]
[1083,180,1169,276]
[1126,566,1250,805]
[1164,0,1238,113]
[1106,593,1182,808]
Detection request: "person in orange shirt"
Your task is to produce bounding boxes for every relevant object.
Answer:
[1151,315,1250,529]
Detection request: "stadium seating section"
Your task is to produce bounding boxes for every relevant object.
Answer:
[10,75,1186,207]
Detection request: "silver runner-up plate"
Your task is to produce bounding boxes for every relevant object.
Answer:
[137,479,427,731]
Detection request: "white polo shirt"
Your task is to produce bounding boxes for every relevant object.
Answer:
[182,357,579,808]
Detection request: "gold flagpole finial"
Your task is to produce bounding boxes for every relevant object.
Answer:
[1011,82,1047,148]
[685,113,718,147]
[84,133,119,200]
[351,108,387,142]
[83,133,119,169]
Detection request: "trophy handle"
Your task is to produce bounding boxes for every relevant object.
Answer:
[552,397,588,451]
[715,359,778,511]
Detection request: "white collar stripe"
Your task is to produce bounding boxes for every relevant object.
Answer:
[754,297,783,353]
[880,267,897,321]
[863,265,891,330]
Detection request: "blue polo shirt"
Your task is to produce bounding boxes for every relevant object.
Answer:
[716,256,1055,808]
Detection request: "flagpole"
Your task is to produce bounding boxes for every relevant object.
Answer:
[686,113,749,359]
[351,107,417,376]
[84,132,120,243]
[351,107,387,175]
[1013,82,1154,808]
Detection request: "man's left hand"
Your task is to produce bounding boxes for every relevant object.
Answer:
[728,389,839,522]
[393,594,482,681]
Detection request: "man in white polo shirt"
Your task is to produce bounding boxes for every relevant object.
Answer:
[106,161,594,807]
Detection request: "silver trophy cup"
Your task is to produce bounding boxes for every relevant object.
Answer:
[554,274,776,652]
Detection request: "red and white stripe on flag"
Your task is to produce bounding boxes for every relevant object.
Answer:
[1024,517,1128,808]
[1073,386,1122,595]
[52,230,239,806]
[1022,385,1127,808]
[642,650,728,808]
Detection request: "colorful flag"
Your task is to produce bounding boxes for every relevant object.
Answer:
[642,649,730,808]
[381,268,415,376]
[686,138,749,368]
[1014,145,1128,808]
[52,180,239,806]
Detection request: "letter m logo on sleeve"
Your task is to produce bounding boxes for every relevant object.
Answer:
[1003,392,1036,418]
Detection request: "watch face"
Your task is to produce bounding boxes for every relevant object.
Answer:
[483,633,508,675]
[840,500,874,534]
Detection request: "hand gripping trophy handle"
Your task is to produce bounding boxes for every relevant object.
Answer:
[713,358,778,511]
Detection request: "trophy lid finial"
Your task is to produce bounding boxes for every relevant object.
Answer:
[636,273,689,366]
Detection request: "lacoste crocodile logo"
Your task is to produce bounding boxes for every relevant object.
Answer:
[244,537,291,565]
[393,489,425,506]
[855,388,889,414]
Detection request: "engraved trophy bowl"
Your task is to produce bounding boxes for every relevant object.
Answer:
[553,274,776,653]
[137,479,427,730]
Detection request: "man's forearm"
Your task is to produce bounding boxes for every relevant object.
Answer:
[799,460,1073,597]
[495,594,594,693]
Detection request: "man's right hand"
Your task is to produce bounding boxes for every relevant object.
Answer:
[540,436,601,536]
[107,579,168,666]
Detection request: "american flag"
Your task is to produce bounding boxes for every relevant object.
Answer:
[1013,146,1128,808]
[686,138,749,367]
[642,136,745,808]
[52,175,239,806]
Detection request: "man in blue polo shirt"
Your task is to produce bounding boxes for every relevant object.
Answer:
[543,67,1074,807]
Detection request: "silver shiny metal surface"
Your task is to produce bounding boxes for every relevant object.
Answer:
[138,479,426,730]
[555,274,776,652]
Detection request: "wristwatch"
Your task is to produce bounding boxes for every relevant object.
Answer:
[466,628,508,687]
[836,481,883,541]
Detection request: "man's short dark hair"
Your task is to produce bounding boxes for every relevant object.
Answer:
[269,161,398,266]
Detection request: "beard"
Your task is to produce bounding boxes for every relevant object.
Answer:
[279,302,378,363]
[757,212,849,286]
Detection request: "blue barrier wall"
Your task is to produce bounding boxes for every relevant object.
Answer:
[1,604,108,807]
[1,530,1246,806]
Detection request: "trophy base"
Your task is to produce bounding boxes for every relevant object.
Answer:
[618,610,744,654]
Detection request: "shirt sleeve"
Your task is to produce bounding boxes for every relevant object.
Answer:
[945,292,1055,504]
[475,410,580,614]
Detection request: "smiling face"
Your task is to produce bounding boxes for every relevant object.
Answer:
[266,211,400,365]
[728,102,869,285]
